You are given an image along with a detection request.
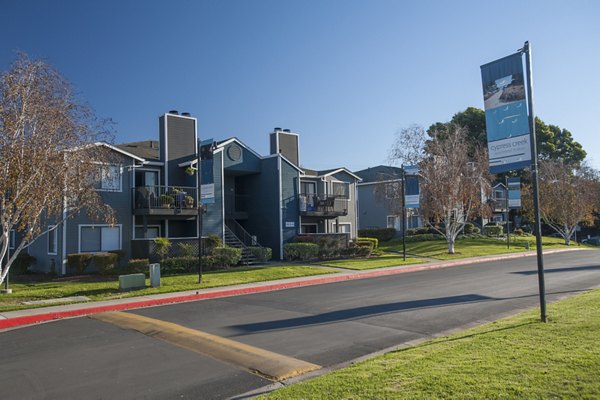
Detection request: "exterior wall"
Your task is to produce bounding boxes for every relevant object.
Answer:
[357,183,394,230]
[26,218,63,274]
[270,131,299,167]
[202,150,224,239]
[160,114,197,188]
[324,172,359,238]
[279,158,300,253]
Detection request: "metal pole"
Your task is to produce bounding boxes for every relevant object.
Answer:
[197,140,203,284]
[506,176,510,249]
[402,166,406,261]
[523,41,546,322]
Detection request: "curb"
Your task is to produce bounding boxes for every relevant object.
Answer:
[0,248,585,330]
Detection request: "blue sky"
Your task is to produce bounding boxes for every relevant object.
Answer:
[1,0,599,171]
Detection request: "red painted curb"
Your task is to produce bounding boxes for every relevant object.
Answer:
[0,249,580,330]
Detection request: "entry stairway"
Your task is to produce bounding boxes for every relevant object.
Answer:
[224,219,264,265]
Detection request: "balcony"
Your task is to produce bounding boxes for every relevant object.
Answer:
[133,186,198,216]
[299,194,348,218]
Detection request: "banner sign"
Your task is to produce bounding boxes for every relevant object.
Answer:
[200,138,215,204]
[404,165,420,209]
[481,53,531,173]
[507,177,521,208]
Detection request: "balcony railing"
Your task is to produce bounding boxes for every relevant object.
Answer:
[133,185,198,215]
[299,194,348,218]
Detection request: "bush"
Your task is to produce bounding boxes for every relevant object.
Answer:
[178,242,196,258]
[249,246,272,263]
[284,242,319,261]
[463,223,477,234]
[357,228,396,242]
[484,224,504,236]
[154,237,171,260]
[204,234,223,254]
[355,240,374,257]
[67,253,94,274]
[126,258,149,274]
[316,236,343,258]
[93,253,119,275]
[161,256,198,275]
[212,247,242,267]
[11,253,36,275]
[357,237,378,249]
[513,228,524,236]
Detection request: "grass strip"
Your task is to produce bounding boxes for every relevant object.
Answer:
[0,266,333,313]
[263,288,600,399]
[317,254,424,270]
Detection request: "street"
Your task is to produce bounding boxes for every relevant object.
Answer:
[1,250,599,399]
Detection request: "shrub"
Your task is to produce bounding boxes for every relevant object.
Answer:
[513,228,524,236]
[357,228,396,242]
[248,247,272,263]
[358,237,378,249]
[204,234,223,254]
[284,242,319,261]
[154,237,171,260]
[463,223,477,234]
[316,236,342,258]
[126,258,149,274]
[484,224,504,236]
[212,247,242,267]
[161,256,198,275]
[178,242,196,258]
[67,253,94,274]
[11,253,36,275]
[355,240,374,257]
[93,253,119,275]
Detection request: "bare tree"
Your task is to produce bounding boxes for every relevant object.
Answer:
[0,54,114,284]
[388,124,427,167]
[523,160,599,245]
[419,125,491,253]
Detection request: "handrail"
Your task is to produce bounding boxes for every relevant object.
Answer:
[225,218,263,249]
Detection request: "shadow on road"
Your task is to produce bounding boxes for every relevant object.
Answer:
[230,294,493,333]
[511,265,600,275]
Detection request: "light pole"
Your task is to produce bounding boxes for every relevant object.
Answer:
[401,166,406,261]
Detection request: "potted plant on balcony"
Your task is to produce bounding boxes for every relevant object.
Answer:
[185,166,195,176]
[185,195,195,208]
[160,194,174,208]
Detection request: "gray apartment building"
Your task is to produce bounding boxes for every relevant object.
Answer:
[25,113,360,274]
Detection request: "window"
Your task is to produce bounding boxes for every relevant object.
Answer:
[408,215,420,229]
[80,225,121,252]
[387,216,399,230]
[135,225,161,239]
[48,226,58,255]
[332,182,349,198]
[9,230,15,249]
[98,164,121,191]
[301,181,316,196]
[337,223,351,234]
[301,224,318,234]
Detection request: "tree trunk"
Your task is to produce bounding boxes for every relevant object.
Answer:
[447,237,456,254]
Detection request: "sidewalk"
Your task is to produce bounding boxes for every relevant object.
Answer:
[0,248,585,330]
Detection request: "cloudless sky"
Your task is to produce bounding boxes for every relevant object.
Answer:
[1,0,599,170]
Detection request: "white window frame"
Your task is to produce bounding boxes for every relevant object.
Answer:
[48,225,58,255]
[78,224,122,253]
[337,222,351,234]
[134,225,162,240]
[331,180,350,199]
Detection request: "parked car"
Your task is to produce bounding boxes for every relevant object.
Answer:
[581,236,600,246]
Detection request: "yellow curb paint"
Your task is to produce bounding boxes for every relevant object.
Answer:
[91,311,320,381]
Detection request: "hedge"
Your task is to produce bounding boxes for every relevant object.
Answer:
[357,237,378,249]
[126,258,149,274]
[284,243,319,261]
[11,254,36,275]
[357,228,396,242]
[484,224,504,236]
[212,247,242,267]
[67,253,94,274]
[404,233,444,242]
[248,246,272,263]
[93,253,119,275]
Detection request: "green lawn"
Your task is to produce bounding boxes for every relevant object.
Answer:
[0,266,333,313]
[263,288,600,399]
[317,254,424,270]
[380,235,582,260]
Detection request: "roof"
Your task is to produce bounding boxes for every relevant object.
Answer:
[116,140,160,161]
[353,165,403,183]
[301,167,362,181]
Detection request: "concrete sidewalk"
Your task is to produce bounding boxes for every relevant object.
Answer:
[0,248,586,330]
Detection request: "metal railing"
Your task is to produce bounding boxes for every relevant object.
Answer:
[298,194,348,216]
[225,218,264,249]
[133,186,197,210]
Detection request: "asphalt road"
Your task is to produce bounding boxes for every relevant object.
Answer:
[1,250,599,399]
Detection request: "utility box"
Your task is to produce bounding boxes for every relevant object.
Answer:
[149,263,161,288]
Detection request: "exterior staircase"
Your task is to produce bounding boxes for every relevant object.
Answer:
[224,220,263,265]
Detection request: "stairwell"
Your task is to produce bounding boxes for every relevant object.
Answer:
[224,223,261,265]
